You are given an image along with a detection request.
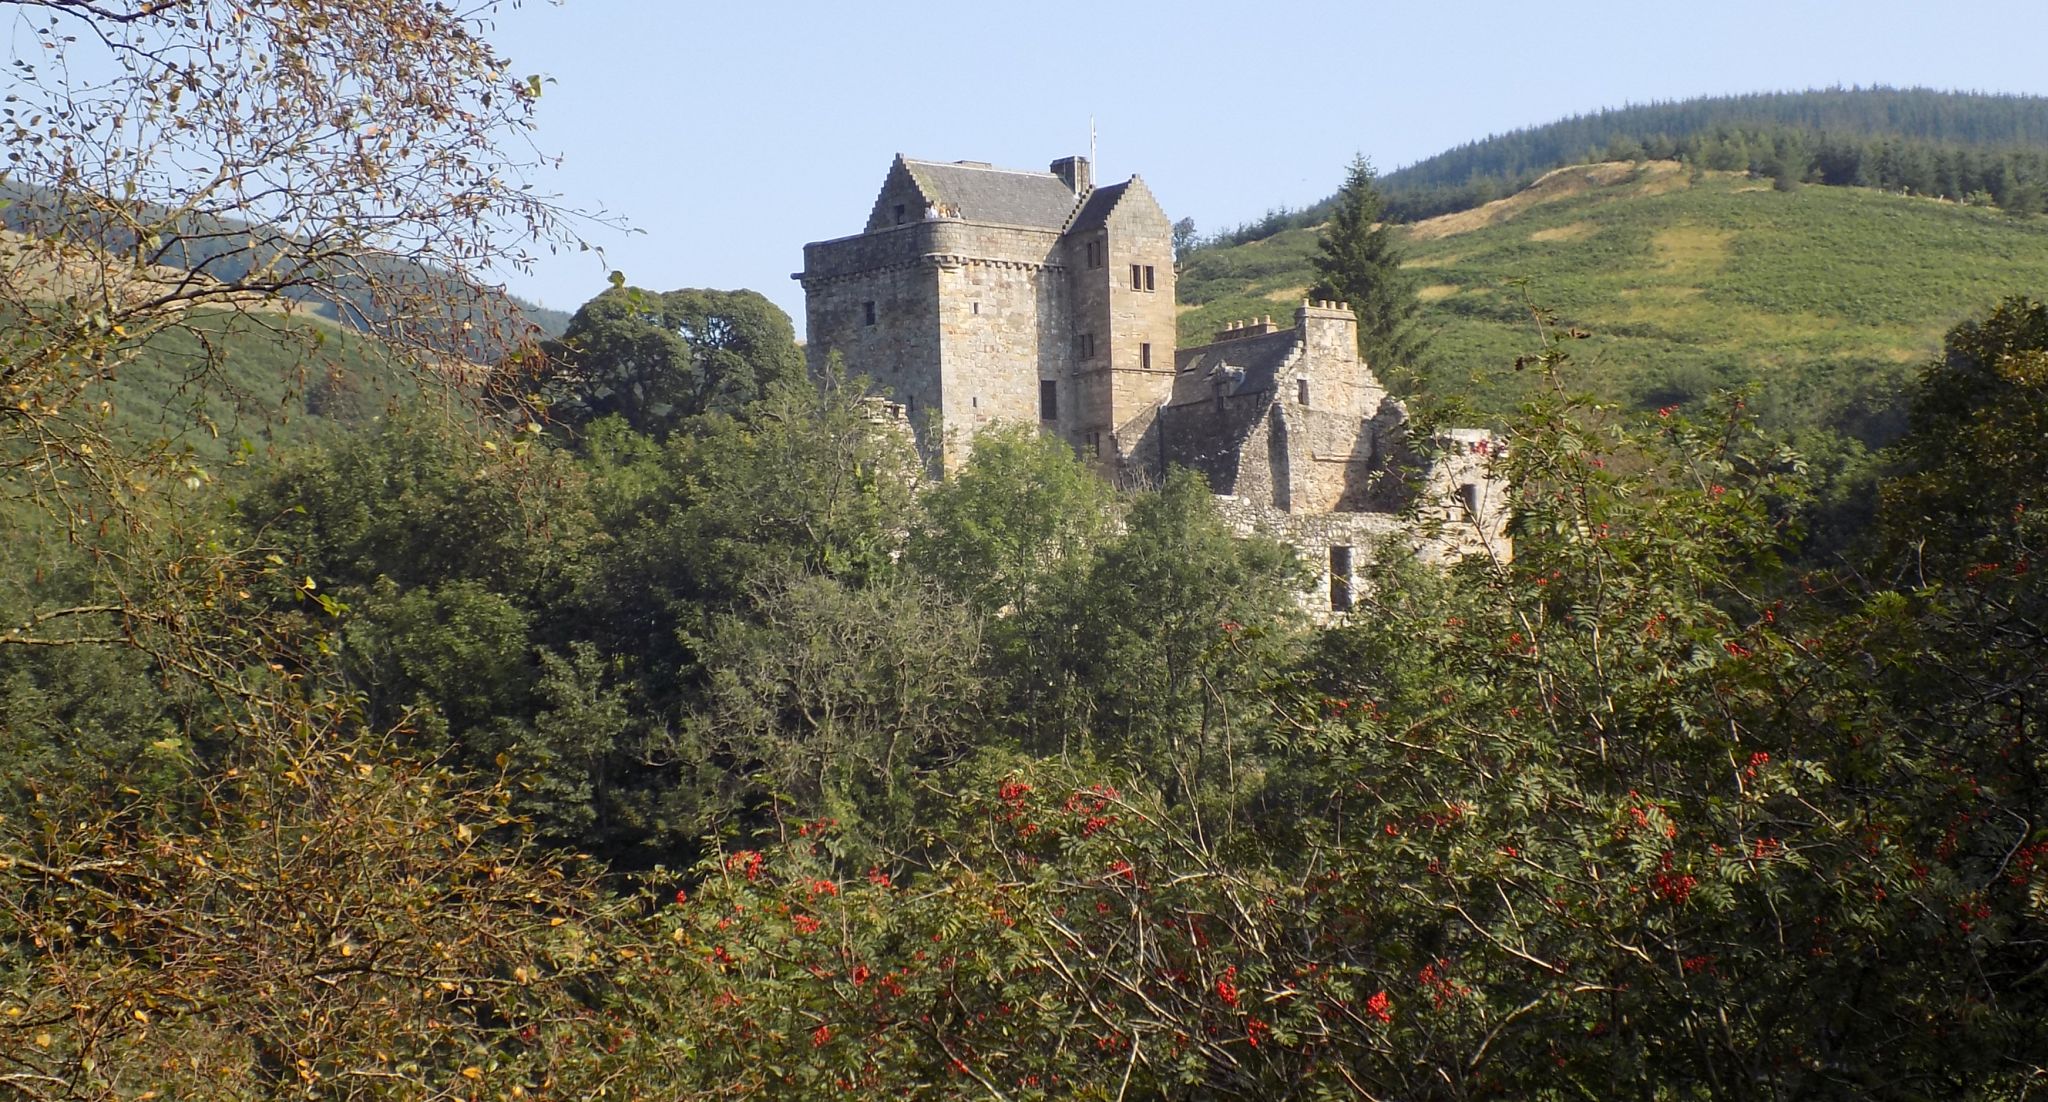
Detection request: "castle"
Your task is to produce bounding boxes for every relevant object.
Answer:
[795,154,1507,612]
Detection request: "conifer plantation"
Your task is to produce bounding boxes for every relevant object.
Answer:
[3,6,2046,1100]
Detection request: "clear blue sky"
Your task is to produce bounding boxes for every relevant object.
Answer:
[485,0,2048,330]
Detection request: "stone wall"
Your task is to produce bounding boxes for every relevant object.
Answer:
[1212,497,1411,623]
[798,155,1513,585]
[801,226,943,458]
[803,219,1073,469]
[1063,224,1114,458]
[1100,178,1179,450]
[1416,429,1513,565]
[1159,389,1269,498]
[934,256,1067,466]
[865,159,934,232]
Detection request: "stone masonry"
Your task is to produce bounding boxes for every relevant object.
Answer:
[796,154,1509,616]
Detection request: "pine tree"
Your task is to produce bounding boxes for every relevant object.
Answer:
[1310,155,1427,373]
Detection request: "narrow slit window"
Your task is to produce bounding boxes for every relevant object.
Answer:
[863,301,876,326]
[1459,483,1482,518]
[1039,380,1058,421]
[894,203,907,225]
[971,301,980,315]
[1140,342,1152,370]
[1131,263,1143,290]
[1329,546,1354,612]
[1144,265,1156,291]
[1298,378,1310,405]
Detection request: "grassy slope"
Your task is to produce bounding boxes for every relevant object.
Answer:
[1177,162,2048,432]
[109,312,425,468]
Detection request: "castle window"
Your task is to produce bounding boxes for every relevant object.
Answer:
[1329,546,1354,612]
[1074,332,1095,360]
[1140,342,1152,370]
[1130,263,1142,290]
[1039,380,1058,421]
[971,301,980,315]
[863,301,876,326]
[1298,378,1310,405]
[1145,265,1156,291]
[1459,483,1482,518]
[894,203,907,225]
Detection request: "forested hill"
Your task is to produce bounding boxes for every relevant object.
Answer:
[1206,88,2048,243]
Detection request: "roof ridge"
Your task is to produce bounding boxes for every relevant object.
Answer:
[902,158,1061,179]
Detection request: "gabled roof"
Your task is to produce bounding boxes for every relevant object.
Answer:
[1065,181,1129,233]
[1172,329,1301,401]
[900,158,1083,229]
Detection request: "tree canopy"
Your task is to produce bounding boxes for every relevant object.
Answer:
[525,285,805,437]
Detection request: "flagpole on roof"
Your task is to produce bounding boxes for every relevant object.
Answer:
[1090,116,1097,171]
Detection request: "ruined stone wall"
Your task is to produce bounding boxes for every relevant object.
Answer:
[1416,429,1513,565]
[1158,390,1270,499]
[1211,497,1410,623]
[1292,301,1385,423]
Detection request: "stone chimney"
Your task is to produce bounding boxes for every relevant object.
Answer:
[1050,156,1092,193]
[1296,299,1359,366]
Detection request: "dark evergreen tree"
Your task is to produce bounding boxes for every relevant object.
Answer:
[1308,156,1427,373]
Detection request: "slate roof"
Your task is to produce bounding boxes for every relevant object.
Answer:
[1172,329,1301,401]
[1064,182,1129,233]
[902,159,1083,229]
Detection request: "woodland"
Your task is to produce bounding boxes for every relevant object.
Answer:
[1,5,2045,1100]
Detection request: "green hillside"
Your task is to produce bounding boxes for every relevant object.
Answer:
[1179,161,2048,434]
[96,311,439,472]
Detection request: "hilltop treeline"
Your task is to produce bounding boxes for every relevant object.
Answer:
[1197,87,2048,246]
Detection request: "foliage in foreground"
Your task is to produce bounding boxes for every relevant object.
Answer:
[620,305,2047,1099]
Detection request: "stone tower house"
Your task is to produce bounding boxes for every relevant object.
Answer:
[797,155,1175,469]
[797,153,1509,613]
